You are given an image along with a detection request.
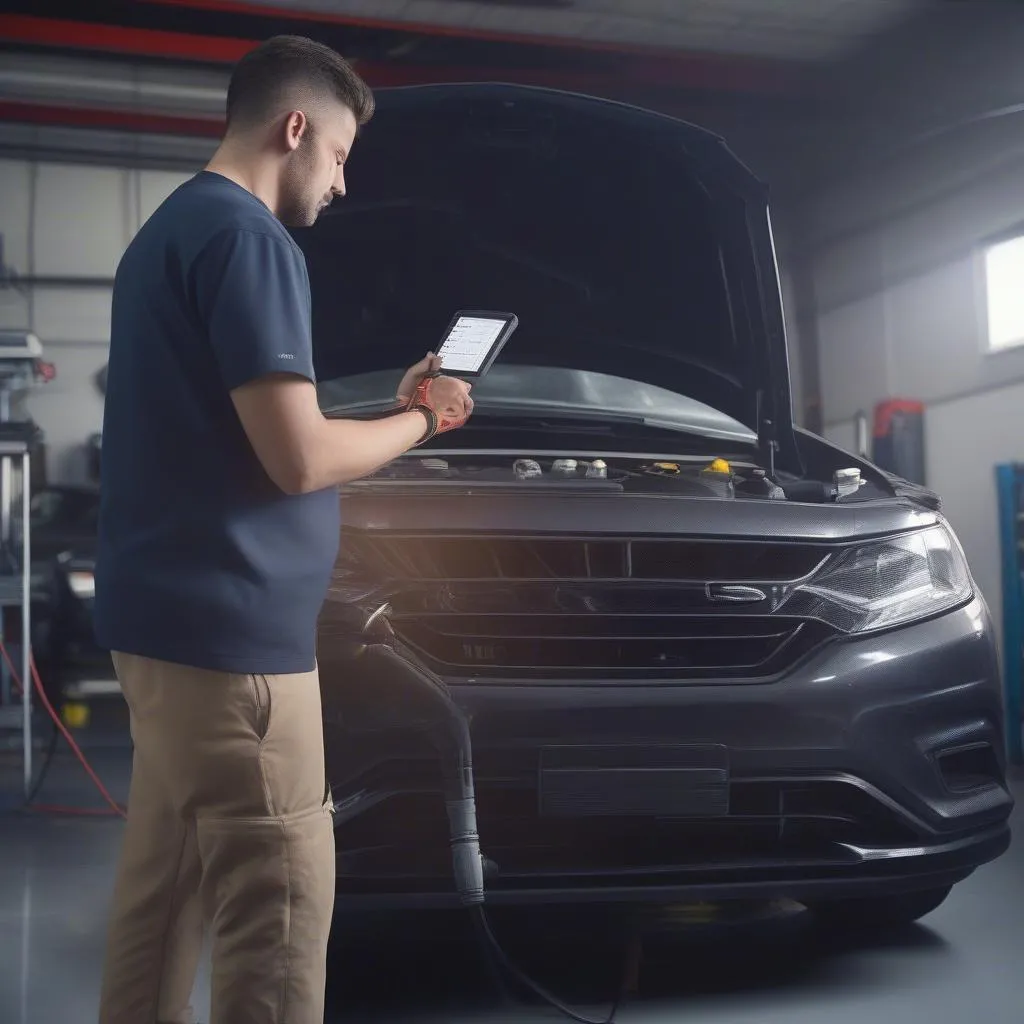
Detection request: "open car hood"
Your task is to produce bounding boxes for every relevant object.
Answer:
[296,83,798,469]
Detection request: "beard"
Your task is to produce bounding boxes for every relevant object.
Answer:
[277,130,327,228]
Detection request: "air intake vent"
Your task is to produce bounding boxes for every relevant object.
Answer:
[936,744,1002,792]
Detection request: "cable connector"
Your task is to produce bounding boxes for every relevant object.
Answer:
[446,797,485,906]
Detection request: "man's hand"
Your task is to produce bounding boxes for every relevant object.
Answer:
[397,352,443,403]
[406,374,474,442]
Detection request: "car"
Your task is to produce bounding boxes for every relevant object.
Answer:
[296,81,1014,930]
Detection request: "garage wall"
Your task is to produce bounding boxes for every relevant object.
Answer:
[0,158,193,483]
[803,119,1024,637]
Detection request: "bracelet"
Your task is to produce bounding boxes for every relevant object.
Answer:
[411,405,437,444]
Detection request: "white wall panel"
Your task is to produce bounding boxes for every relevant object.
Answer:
[0,288,30,331]
[811,228,886,313]
[823,418,857,454]
[33,163,128,278]
[29,342,108,484]
[817,295,890,423]
[883,258,980,400]
[32,287,112,344]
[0,158,31,274]
[139,169,193,223]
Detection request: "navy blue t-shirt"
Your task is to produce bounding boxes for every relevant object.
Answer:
[93,170,340,675]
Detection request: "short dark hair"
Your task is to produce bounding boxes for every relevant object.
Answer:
[226,35,374,132]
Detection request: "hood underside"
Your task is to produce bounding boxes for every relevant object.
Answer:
[296,83,795,459]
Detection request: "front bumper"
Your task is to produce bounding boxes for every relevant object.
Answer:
[321,598,1013,908]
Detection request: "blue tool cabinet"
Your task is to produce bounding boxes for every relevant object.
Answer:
[995,463,1024,764]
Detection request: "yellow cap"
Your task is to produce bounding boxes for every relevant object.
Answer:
[61,703,90,729]
[706,458,731,474]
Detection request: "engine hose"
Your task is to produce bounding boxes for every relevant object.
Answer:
[362,642,634,1022]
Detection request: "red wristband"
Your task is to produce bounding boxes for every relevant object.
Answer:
[405,377,466,442]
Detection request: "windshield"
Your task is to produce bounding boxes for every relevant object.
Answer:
[317,365,756,445]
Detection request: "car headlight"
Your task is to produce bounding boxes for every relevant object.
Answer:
[782,525,973,634]
[67,570,96,600]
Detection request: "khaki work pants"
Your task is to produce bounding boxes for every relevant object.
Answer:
[98,651,336,1024]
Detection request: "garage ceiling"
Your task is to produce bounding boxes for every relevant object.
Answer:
[0,0,944,199]
[208,0,927,60]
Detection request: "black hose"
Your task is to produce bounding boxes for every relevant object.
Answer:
[25,717,59,805]
[365,644,484,904]
[471,906,633,1024]
[362,641,637,1023]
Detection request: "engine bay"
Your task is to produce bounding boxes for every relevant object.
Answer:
[347,452,881,503]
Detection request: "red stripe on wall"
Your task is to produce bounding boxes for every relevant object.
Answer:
[0,13,797,94]
[0,13,256,62]
[0,100,225,137]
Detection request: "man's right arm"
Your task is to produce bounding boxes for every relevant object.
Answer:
[230,373,431,494]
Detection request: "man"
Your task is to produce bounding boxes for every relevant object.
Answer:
[93,35,473,1024]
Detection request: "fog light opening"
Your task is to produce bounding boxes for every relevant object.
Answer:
[935,743,1002,792]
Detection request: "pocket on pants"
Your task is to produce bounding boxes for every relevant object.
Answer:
[249,673,272,741]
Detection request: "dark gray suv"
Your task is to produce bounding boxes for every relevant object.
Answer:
[298,83,1013,929]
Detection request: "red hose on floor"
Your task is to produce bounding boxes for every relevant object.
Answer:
[0,638,127,819]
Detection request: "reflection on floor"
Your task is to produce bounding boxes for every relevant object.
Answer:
[1,716,1022,1024]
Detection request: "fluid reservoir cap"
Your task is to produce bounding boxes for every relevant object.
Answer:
[706,458,731,475]
[834,467,863,496]
[552,458,578,475]
[514,458,542,479]
[653,462,680,474]
[585,459,607,479]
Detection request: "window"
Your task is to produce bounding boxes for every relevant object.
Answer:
[983,234,1024,352]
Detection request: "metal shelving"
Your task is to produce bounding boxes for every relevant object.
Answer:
[0,332,52,798]
[0,437,32,795]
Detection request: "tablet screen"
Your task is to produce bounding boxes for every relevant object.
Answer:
[437,314,513,375]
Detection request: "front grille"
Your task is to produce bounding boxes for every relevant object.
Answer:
[390,611,823,678]
[343,533,830,583]
[334,531,835,680]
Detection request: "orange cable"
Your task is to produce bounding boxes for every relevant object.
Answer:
[0,638,126,819]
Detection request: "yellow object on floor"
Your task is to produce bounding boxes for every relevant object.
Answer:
[61,703,90,729]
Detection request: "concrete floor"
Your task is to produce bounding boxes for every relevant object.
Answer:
[2,718,1023,1024]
